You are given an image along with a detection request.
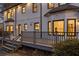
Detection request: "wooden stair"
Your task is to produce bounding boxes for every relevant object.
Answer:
[2,36,22,52]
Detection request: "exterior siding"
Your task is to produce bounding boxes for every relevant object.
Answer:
[3,3,79,36]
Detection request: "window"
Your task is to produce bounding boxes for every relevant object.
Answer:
[21,5,26,13]
[6,25,13,32]
[7,11,11,19]
[4,11,7,20]
[48,3,55,9]
[7,9,14,19]
[67,19,76,36]
[34,22,40,31]
[48,21,52,35]
[18,24,22,34]
[11,9,14,18]
[32,3,37,13]
[53,20,64,35]
[24,24,28,31]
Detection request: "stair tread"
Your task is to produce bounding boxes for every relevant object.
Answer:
[5,43,17,48]
[6,40,20,44]
[2,46,14,51]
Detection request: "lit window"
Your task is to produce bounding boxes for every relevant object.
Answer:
[24,24,28,31]
[67,19,76,36]
[48,21,52,35]
[32,3,37,13]
[6,26,9,32]
[48,3,55,9]
[53,20,64,35]
[22,5,26,13]
[4,11,7,19]
[11,9,14,17]
[7,12,11,19]
[6,25,13,32]
[34,22,40,31]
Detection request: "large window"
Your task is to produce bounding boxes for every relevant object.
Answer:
[48,3,55,9]
[34,22,40,31]
[53,20,64,35]
[32,3,37,13]
[67,19,76,36]
[48,21,52,35]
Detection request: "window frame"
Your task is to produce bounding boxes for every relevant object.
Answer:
[67,19,76,36]
[34,22,40,31]
[21,4,26,14]
[24,23,28,31]
[32,3,38,13]
[48,3,55,9]
[7,11,11,19]
[6,25,13,32]
[53,19,65,36]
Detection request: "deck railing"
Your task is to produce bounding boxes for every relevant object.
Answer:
[21,31,79,47]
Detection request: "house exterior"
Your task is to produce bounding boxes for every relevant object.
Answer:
[2,3,79,39]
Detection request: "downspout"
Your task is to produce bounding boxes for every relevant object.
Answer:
[40,3,42,38]
[14,7,17,37]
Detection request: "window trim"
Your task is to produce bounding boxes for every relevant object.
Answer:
[67,19,76,36]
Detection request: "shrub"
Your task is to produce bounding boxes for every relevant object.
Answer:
[53,39,79,56]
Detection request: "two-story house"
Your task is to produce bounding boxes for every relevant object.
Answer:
[2,3,79,39]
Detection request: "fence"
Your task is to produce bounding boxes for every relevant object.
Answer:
[22,31,79,47]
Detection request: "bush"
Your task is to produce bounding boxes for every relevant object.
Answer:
[53,39,79,56]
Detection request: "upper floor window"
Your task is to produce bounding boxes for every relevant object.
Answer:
[32,3,37,13]
[48,3,55,9]
[7,11,11,19]
[4,11,7,19]
[7,9,15,19]
[11,9,14,17]
[21,5,26,13]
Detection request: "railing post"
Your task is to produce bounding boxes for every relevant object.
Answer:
[55,32,57,44]
[20,31,22,45]
[2,31,4,46]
